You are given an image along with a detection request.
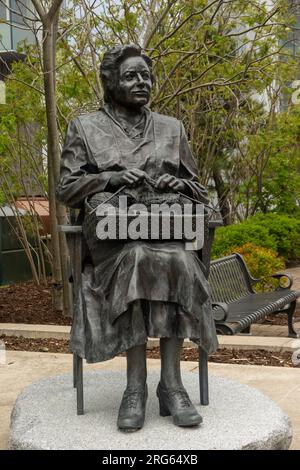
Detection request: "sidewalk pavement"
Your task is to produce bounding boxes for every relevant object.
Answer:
[286,266,300,291]
[0,351,299,450]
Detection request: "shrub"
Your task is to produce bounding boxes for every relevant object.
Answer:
[248,213,300,262]
[227,243,285,292]
[211,223,277,259]
[212,213,300,263]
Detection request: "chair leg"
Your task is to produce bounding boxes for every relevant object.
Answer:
[75,354,84,415]
[287,301,299,338]
[73,353,77,388]
[199,347,209,406]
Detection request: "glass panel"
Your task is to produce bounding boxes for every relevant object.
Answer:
[9,0,32,25]
[0,1,8,20]
[0,23,12,50]
[11,24,34,49]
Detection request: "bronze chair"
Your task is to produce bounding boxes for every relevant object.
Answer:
[59,208,221,415]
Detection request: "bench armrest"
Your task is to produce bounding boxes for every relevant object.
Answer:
[251,272,293,290]
[212,302,229,322]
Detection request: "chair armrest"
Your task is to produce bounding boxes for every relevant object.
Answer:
[212,302,229,322]
[251,272,293,290]
[58,225,83,234]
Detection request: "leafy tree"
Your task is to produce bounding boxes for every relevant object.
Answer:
[1,0,300,312]
[236,106,300,215]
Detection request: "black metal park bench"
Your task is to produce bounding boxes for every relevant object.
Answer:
[209,253,300,338]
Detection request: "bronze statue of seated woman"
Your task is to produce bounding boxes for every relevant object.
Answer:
[56,44,218,432]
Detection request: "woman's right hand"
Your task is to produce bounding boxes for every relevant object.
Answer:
[109,169,146,189]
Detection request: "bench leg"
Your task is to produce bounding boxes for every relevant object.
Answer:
[74,354,84,415]
[199,348,209,406]
[240,325,251,335]
[287,300,299,338]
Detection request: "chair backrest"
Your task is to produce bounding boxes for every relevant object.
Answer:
[209,254,253,303]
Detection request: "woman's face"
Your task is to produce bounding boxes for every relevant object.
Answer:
[111,56,152,109]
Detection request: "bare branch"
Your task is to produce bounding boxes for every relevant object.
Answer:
[30,0,46,22]
[143,0,178,49]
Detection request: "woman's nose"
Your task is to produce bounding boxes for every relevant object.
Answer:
[136,73,145,84]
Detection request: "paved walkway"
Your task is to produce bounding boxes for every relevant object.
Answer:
[0,351,300,450]
[251,323,300,337]
[286,266,300,291]
[249,265,300,337]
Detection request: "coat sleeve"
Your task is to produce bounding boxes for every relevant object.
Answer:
[56,119,115,208]
[178,122,209,205]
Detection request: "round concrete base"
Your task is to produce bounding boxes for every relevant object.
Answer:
[9,371,292,450]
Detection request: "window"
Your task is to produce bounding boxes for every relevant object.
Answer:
[0,1,8,20]
[9,0,31,25]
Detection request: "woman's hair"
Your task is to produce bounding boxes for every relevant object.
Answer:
[100,44,153,103]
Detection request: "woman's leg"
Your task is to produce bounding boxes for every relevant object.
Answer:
[126,343,147,388]
[117,343,148,431]
[160,337,184,389]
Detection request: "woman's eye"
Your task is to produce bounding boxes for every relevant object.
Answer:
[125,74,134,80]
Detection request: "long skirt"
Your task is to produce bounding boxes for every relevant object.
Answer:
[69,193,218,363]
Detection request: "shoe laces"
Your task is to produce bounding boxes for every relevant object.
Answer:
[168,389,192,408]
[122,388,143,409]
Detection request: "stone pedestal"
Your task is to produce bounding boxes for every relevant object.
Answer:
[10,371,292,450]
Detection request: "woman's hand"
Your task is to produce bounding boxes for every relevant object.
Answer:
[109,169,146,189]
[156,174,186,192]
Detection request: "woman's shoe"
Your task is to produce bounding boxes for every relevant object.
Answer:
[117,384,148,432]
[156,382,202,427]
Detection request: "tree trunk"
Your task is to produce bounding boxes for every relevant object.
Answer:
[42,20,71,315]
[52,12,72,317]
[213,164,232,226]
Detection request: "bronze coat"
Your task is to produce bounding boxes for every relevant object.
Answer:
[56,107,218,362]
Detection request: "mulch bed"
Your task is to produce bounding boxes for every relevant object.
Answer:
[0,279,299,327]
[0,280,71,326]
[1,335,298,367]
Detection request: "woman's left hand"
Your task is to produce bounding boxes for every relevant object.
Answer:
[156,174,186,192]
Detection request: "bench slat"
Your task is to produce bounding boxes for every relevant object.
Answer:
[210,253,300,337]
[209,255,252,303]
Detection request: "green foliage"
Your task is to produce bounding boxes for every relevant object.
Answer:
[227,243,285,291]
[212,213,300,262]
[212,222,277,258]
[248,213,300,261]
[227,243,285,279]
[0,59,46,202]
[1,1,300,263]
[236,106,300,215]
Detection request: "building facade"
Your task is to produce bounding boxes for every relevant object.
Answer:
[0,0,35,52]
[0,0,35,84]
